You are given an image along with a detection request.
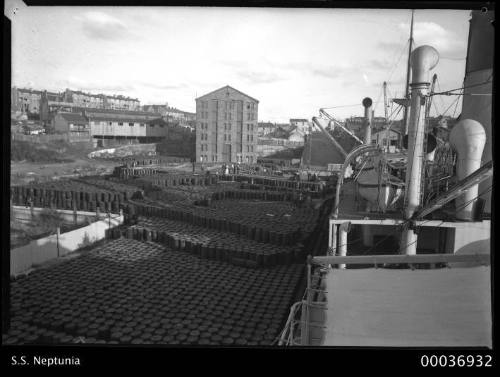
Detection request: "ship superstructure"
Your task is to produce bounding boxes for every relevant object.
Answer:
[279,9,493,347]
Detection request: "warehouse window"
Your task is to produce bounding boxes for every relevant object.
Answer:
[118,122,123,126]
[150,124,155,127]
[140,123,145,127]
[129,123,134,127]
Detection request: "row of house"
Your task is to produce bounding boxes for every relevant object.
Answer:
[11,87,141,116]
[257,119,312,137]
[142,104,196,125]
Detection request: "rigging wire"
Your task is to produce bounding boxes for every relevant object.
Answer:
[386,39,410,87]
[440,93,462,118]
[431,96,441,117]
[435,77,447,114]
[321,103,364,110]
[431,77,493,97]
[451,89,463,118]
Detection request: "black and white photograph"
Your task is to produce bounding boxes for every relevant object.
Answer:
[2,0,494,361]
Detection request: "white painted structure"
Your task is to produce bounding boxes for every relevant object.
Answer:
[449,119,486,220]
[11,210,124,276]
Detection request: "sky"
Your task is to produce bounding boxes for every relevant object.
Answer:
[7,1,471,122]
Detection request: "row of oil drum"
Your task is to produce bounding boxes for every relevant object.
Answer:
[208,189,292,202]
[127,203,303,246]
[11,186,127,212]
[219,174,325,192]
[138,173,219,188]
[123,157,163,167]
[107,222,304,267]
[6,238,304,345]
[113,166,160,179]
[73,177,140,198]
[196,200,317,241]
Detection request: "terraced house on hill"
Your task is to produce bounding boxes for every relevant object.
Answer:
[196,86,258,164]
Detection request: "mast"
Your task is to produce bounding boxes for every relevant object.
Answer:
[383,82,389,151]
[401,45,439,255]
[403,9,415,135]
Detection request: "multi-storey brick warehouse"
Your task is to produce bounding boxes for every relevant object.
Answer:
[195,86,258,163]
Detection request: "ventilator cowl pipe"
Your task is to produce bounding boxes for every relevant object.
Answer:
[449,119,486,220]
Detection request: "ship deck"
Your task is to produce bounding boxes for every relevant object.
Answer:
[318,265,492,347]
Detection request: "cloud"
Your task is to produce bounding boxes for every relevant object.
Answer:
[378,41,405,53]
[309,66,342,79]
[78,11,132,41]
[236,70,284,84]
[368,59,393,70]
[398,21,466,57]
[139,82,188,90]
[61,77,135,93]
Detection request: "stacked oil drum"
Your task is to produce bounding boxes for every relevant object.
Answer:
[5,169,330,346]
[127,199,318,247]
[113,166,160,179]
[4,239,304,345]
[10,179,138,213]
[218,174,325,197]
[109,216,304,267]
[137,173,219,188]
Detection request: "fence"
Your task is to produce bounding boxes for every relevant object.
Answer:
[10,213,124,276]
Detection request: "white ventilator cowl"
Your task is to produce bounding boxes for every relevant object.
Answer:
[449,119,486,220]
[410,45,439,83]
